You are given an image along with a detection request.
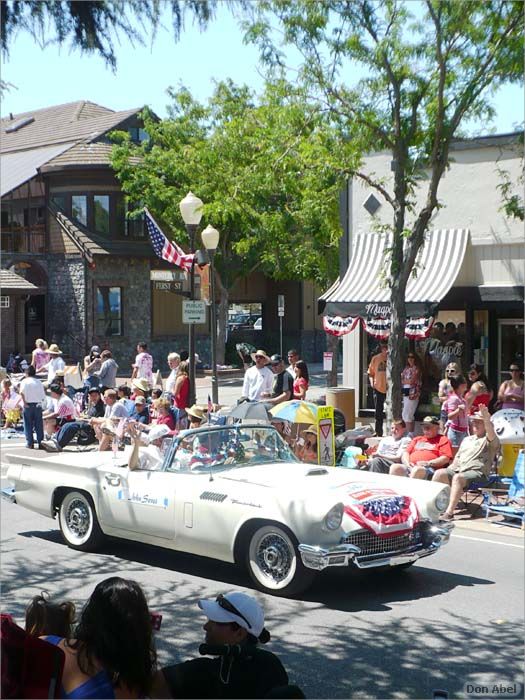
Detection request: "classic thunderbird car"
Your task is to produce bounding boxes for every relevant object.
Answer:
[4,424,453,596]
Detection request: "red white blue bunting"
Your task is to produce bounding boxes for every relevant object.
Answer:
[324,314,434,340]
[323,315,360,337]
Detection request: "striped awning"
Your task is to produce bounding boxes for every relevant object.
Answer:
[319,228,469,317]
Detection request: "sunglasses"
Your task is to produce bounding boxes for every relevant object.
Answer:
[216,594,251,629]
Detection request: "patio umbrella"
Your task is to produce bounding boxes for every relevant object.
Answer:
[228,401,271,423]
[269,400,319,425]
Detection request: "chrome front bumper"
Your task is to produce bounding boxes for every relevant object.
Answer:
[1,487,16,503]
[298,523,454,572]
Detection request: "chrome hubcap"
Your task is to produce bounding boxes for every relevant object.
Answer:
[257,534,292,582]
[67,500,90,539]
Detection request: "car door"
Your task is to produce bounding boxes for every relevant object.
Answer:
[97,464,177,541]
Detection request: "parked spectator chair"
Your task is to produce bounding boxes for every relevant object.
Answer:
[483,449,524,529]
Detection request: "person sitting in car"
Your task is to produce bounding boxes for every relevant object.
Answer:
[128,422,172,471]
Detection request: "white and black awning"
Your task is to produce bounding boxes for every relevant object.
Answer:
[319,228,470,318]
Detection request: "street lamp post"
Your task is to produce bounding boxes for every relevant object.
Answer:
[201,224,220,405]
[179,191,203,406]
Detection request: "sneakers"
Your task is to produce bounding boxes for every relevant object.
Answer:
[439,512,454,522]
[41,438,61,452]
[101,425,117,437]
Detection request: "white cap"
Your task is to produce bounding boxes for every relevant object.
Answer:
[147,424,171,443]
[198,592,265,638]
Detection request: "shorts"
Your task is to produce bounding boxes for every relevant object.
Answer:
[405,465,435,480]
[445,466,487,486]
[447,427,468,448]
[402,396,418,422]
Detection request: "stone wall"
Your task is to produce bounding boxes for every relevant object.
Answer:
[47,255,86,359]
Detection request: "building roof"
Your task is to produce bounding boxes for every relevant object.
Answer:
[0,269,39,293]
[0,142,75,197]
[0,100,141,154]
[41,141,142,170]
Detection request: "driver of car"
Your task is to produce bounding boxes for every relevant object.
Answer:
[152,592,289,699]
[127,423,171,471]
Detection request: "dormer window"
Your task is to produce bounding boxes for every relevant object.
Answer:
[128,127,148,144]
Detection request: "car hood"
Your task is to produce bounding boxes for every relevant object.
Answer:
[217,462,354,493]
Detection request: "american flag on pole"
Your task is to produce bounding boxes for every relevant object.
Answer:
[144,208,195,272]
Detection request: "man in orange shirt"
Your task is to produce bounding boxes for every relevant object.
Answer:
[368,342,388,436]
[390,415,453,479]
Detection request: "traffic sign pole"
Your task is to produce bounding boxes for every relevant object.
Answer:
[277,294,285,358]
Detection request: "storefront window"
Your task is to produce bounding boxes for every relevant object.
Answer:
[72,195,88,226]
[96,286,122,336]
[94,195,110,235]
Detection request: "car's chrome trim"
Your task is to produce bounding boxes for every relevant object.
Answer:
[299,523,454,571]
[1,487,16,503]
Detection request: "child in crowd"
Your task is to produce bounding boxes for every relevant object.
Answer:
[1,378,23,428]
[444,375,469,454]
[25,593,75,638]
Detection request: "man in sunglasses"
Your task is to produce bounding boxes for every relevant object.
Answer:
[240,350,273,402]
[154,592,289,698]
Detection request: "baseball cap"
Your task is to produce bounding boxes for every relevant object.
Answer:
[87,386,101,394]
[147,424,171,443]
[270,354,283,366]
[423,415,440,425]
[134,396,146,405]
[198,592,267,639]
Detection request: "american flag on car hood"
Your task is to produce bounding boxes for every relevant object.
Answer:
[344,485,420,537]
[145,208,195,272]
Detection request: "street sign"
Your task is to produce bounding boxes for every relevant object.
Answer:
[182,300,206,324]
[277,294,285,317]
[153,281,183,293]
[150,270,187,282]
[323,352,333,371]
[317,406,335,466]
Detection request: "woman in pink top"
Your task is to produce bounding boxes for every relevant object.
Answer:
[293,361,309,400]
[444,375,469,454]
[31,339,49,373]
[498,364,524,410]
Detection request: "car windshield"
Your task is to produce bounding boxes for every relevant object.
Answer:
[164,425,298,473]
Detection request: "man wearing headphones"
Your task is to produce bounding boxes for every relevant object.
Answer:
[153,591,291,698]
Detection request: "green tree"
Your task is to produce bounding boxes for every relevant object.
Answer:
[111,80,345,362]
[241,0,524,419]
[1,0,217,69]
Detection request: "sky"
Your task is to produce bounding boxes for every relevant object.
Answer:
[1,4,523,134]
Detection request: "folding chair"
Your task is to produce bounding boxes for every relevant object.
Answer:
[483,449,525,528]
[460,450,503,516]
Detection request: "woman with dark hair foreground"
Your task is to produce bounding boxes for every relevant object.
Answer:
[42,577,156,698]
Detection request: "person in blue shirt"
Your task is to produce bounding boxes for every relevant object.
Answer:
[130,396,150,425]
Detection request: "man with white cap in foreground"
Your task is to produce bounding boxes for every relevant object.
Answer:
[153,591,290,698]
[127,422,172,471]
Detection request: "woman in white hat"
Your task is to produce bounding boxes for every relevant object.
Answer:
[40,344,65,386]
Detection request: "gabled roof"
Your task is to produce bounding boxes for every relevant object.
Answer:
[41,141,142,170]
[0,100,142,154]
[0,269,39,293]
[1,142,75,197]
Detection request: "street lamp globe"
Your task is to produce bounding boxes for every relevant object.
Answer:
[201,224,220,252]
[179,191,203,226]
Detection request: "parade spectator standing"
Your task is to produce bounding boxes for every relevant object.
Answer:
[444,375,469,454]
[19,366,45,449]
[293,360,309,400]
[131,396,151,425]
[438,362,460,430]
[391,416,453,479]
[83,346,102,392]
[367,420,411,474]
[95,349,119,390]
[368,342,388,436]
[466,364,493,414]
[286,349,303,378]
[31,339,49,373]
[497,364,524,410]
[43,383,75,437]
[173,360,190,410]
[154,592,288,699]
[132,342,154,388]
[166,353,181,397]
[434,405,500,521]
[42,577,157,698]
[241,350,273,402]
[401,353,422,434]
[261,355,294,407]
[41,344,65,386]
[41,387,105,452]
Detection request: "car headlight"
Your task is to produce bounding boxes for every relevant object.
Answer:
[324,503,344,530]
[435,487,450,513]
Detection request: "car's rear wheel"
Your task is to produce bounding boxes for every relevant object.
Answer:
[58,490,104,551]
[246,524,315,596]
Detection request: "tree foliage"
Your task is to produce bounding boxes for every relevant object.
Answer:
[110,79,345,360]
[1,0,218,69]
[241,0,524,418]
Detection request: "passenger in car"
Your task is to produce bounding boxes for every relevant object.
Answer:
[128,422,172,471]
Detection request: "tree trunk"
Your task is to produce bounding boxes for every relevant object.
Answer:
[388,286,406,422]
[216,273,229,366]
[326,333,339,387]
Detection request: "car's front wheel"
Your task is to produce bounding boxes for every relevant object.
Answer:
[58,490,104,551]
[246,524,315,596]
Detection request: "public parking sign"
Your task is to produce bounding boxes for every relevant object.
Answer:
[182,300,206,324]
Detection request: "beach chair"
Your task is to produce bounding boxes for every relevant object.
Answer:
[483,449,524,528]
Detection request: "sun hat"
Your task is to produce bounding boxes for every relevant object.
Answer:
[250,349,270,363]
[104,389,117,398]
[186,405,206,423]
[48,344,62,355]
[147,424,171,443]
[302,424,318,437]
[423,415,440,425]
[198,592,267,639]
[134,396,147,405]
[132,377,150,392]
[470,411,486,421]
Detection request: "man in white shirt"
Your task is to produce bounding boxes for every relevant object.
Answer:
[42,344,66,386]
[131,341,153,387]
[90,389,129,450]
[42,384,76,437]
[367,420,411,473]
[128,423,171,471]
[19,366,46,449]
[166,352,181,396]
[241,350,273,402]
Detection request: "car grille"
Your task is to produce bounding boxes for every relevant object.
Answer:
[341,523,425,558]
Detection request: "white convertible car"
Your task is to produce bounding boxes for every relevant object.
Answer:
[4,424,453,596]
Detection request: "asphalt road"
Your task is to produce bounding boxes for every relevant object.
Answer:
[1,492,523,699]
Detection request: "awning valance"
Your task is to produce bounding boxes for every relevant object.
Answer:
[319,228,470,317]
